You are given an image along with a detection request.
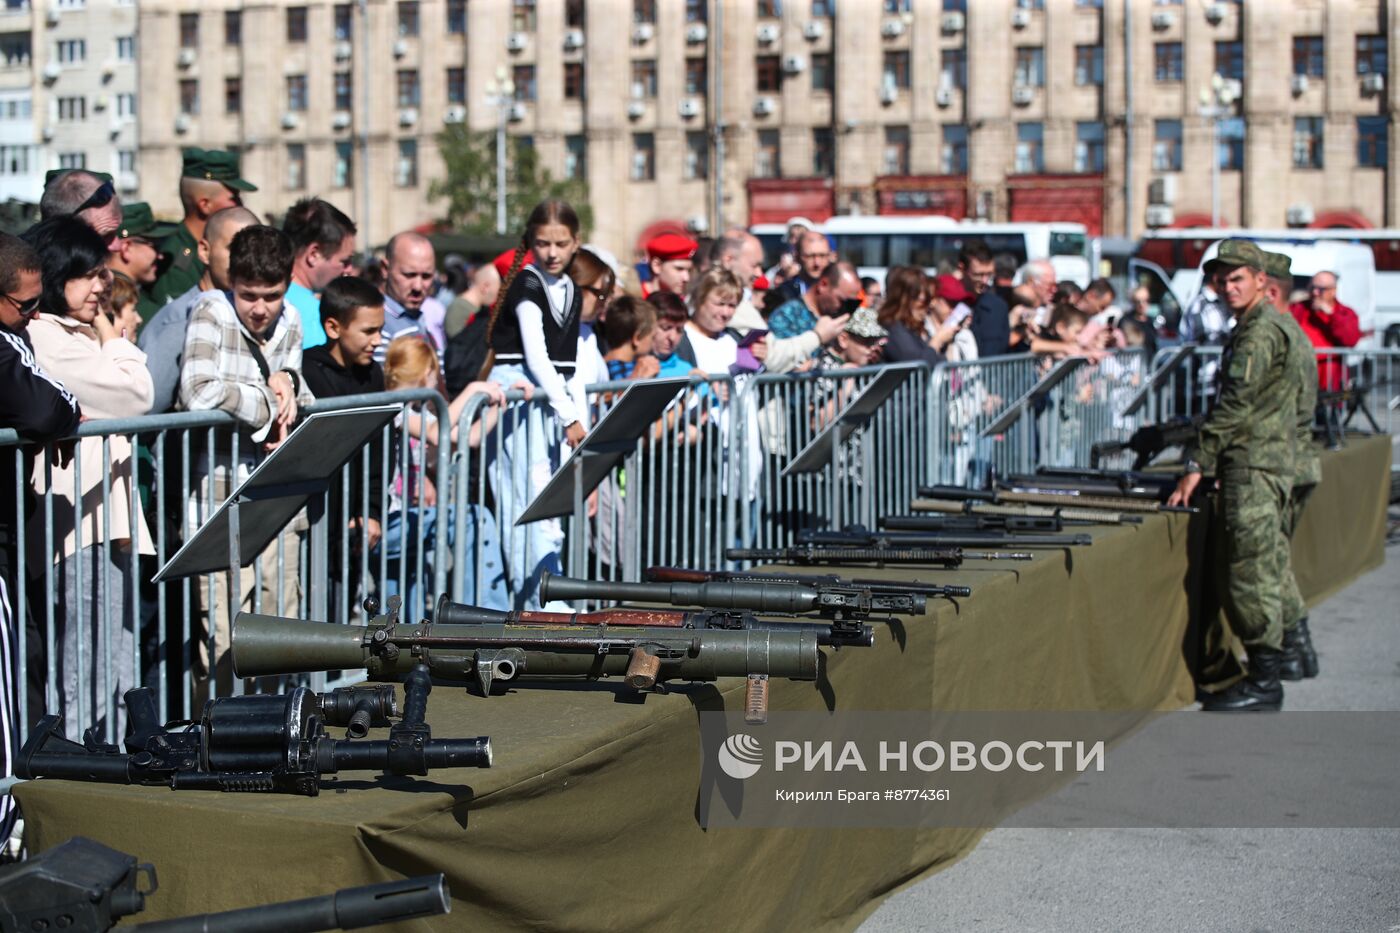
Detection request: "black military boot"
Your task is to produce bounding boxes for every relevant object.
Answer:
[1279,629,1305,682]
[1200,646,1284,712]
[1291,616,1319,678]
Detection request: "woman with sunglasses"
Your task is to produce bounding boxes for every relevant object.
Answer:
[21,215,154,742]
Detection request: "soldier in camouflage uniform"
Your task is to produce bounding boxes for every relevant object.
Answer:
[1262,250,1322,680]
[1168,239,1301,712]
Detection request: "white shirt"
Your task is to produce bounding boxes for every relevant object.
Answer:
[515,270,579,426]
[686,324,738,375]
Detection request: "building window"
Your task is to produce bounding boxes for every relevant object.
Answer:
[941,48,966,89]
[563,62,584,100]
[685,0,706,22]
[116,92,135,118]
[58,152,85,170]
[756,55,781,92]
[1154,42,1182,82]
[224,77,241,114]
[941,124,968,174]
[1014,122,1043,173]
[944,0,966,11]
[118,150,135,173]
[684,131,708,179]
[1152,119,1182,171]
[1074,121,1104,173]
[56,39,85,64]
[0,146,31,175]
[1014,47,1044,87]
[813,127,834,175]
[179,12,199,48]
[335,72,353,111]
[398,1,420,36]
[179,80,198,115]
[1074,44,1103,86]
[286,74,308,112]
[883,126,910,175]
[334,142,352,187]
[1016,0,1045,8]
[566,0,585,28]
[0,96,31,121]
[812,0,835,16]
[1218,117,1244,170]
[1075,0,1102,7]
[883,51,910,91]
[754,129,780,178]
[1292,36,1324,77]
[116,36,135,61]
[512,65,536,101]
[685,58,707,95]
[811,52,833,92]
[631,59,657,97]
[758,0,782,16]
[0,35,31,67]
[394,71,420,108]
[634,0,655,23]
[884,0,911,10]
[286,6,307,42]
[335,4,353,40]
[1292,116,1323,169]
[1358,116,1388,167]
[564,134,586,180]
[57,96,86,121]
[511,0,535,31]
[631,132,655,181]
[1357,35,1388,76]
[448,67,466,104]
[396,139,418,187]
[286,143,306,190]
[1214,41,1243,80]
[447,0,466,33]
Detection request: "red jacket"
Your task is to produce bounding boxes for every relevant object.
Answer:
[1289,299,1361,391]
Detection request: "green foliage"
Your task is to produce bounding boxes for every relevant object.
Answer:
[430,126,592,239]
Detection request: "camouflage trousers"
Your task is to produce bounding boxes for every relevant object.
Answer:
[1279,482,1316,634]
[1216,465,1292,650]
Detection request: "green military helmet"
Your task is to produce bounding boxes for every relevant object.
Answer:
[117,202,182,242]
[1212,238,1267,273]
[1262,250,1292,281]
[181,147,258,192]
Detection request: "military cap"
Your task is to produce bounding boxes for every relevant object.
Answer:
[117,202,181,241]
[43,168,114,188]
[646,233,698,262]
[1211,238,1267,273]
[181,147,258,191]
[844,306,889,340]
[1262,250,1292,280]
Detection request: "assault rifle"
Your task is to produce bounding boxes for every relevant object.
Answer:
[880,513,1074,533]
[435,596,877,649]
[797,525,1092,549]
[917,484,1197,515]
[0,836,449,933]
[1088,415,1204,470]
[1004,469,1179,501]
[18,668,490,796]
[909,495,1144,525]
[232,598,822,723]
[537,570,932,620]
[643,566,973,600]
[724,544,1033,566]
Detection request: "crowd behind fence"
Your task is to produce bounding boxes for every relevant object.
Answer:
[1,346,1396,739]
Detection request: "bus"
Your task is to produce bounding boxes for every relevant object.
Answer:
[1137,228,1400,346]
[752,216,1093,289]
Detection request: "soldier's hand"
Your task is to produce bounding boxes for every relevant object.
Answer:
[1167,472,1202,508]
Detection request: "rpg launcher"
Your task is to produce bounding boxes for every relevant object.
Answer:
[797,525,1092,549]
[17,670,490,796]
[725,544,1033,566]
[643,566,972,600]
[231,597,822,724]
[0,836,449,933]
[880,513,1075,533]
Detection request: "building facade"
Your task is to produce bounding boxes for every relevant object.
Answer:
[0,0,139,204]
[135,0,1400,259]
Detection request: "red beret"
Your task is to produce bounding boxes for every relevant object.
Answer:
[752,275,771,291]
[646,233,698,262]
[934,274,972,304]
[493,248,533,278]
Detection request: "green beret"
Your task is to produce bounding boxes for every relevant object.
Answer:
[181,147,257,192]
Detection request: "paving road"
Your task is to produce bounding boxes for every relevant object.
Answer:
[860,500,1400,933]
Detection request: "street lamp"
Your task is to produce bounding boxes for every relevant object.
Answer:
[484,67,516,236]
[1198,72,1239,228]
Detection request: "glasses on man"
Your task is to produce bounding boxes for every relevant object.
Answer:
[1,292,42,317]
[1310,284,1335,293]
[73,180,116,216]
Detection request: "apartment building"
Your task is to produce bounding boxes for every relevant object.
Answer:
[136,0,1400,260]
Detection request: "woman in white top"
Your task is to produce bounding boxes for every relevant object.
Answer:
[679,268,744,375]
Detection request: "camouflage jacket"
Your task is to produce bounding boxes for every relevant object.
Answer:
[1186,298,1298,477]
[146,224,205,311]
[1276,308,1322,487]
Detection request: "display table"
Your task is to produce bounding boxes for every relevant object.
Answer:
[14,436,1390,932]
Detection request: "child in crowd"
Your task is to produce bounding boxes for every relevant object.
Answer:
[602,296,657,381]
[1043,303,1090,359]
[106,273,143,341]
[648,292,699,381]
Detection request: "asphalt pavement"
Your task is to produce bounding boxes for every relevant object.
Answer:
[859,496,1400,933]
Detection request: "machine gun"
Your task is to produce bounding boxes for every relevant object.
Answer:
[643,566,972,600]
[433,597,876,650]
[796,525,1092,549]
[724,544,1033,566]
[0,836,448,933]
[231,598,823,724]
[880,513,1073,533]
[917,484,1197,515]
[1088,415,1204,470]
[17,667,490,796]
[908,495,1144,525]
[1003,468,1179,501]
[537,570,933,621]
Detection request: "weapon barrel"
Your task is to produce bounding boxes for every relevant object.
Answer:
[643,567,971,600]
[917,484,996,501]
[997,488,1196,514]
[881,514,1070,532]
[726,546,1031,565]
[803,532,1090,549]
[127,874,451,933]
[434,597,687,628]
[538,573,827,615]
[909,498,1142,525]
[327,736,493,771]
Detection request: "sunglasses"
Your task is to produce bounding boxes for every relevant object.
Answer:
[74,179,116,215]
[2,292,42,316]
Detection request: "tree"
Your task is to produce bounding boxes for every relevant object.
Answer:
[430,126,592,239]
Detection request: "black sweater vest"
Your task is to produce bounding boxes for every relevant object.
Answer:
[489,265,582,366]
